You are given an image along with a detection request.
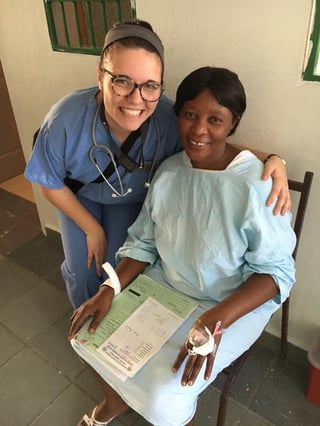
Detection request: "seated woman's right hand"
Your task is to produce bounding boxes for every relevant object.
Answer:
[68,286,114,340]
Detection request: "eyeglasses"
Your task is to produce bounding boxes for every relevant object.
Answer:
[102,68,164,102]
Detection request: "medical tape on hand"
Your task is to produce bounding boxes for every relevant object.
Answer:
[187,320,226,356]
[188,326,216,356]
[100,262,121,296]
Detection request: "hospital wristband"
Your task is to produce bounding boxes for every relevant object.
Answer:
[100,262,121,296]
[263,153,286,166]
[100,278,121,296]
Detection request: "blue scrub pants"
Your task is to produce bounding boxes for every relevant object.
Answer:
[57,195,142,308]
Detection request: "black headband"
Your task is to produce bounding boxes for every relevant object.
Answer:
[102,24,164,64]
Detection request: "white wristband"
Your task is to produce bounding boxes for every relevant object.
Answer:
[100,262,121,296]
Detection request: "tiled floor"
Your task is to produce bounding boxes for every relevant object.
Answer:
[1,186,320,426]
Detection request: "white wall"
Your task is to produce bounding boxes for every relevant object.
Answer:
[1,0,319,351]
[0,0,100,231]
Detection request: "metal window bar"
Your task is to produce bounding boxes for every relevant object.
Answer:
[87,1,96,47]
[61,2,70,47]
[44,0,136,55]
[117,0,123,23]
[74,2,86,48]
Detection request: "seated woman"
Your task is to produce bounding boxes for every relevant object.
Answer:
[69,66,296,426]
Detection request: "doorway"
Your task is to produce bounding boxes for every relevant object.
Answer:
[0,59,26,182]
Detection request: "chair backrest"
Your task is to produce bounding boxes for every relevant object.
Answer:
[216,171,314,426]
[280,171,314,357]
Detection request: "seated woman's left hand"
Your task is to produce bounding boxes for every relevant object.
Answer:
[172,319,224,386]
[172,345,216,386]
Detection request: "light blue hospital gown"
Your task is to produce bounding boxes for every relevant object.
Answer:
[73,150,296,425]
[25,87,181,307]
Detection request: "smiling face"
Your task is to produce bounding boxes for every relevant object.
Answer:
[178,89,239,170]
[97,46,162,142]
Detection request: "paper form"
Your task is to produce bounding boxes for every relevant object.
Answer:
[97,297,185,377]
[72,274,197,380]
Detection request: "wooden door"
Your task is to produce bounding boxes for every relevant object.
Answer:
[0,59,26,182]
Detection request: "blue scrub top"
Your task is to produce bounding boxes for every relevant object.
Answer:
[25,87,181,205]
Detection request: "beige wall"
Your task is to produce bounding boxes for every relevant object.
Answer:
[0,0,319,351]
[0,0,100,231]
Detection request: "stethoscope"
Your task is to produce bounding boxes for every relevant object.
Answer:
[89,102,161,198]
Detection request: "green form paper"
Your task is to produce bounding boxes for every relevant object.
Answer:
[73,274,197,378]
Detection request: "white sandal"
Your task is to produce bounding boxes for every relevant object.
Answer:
[79,406,116,426]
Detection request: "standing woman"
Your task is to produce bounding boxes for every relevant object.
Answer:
[25,20,289,308]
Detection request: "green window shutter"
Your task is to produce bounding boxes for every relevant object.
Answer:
[43,0,137,55]
[303,0,320,81]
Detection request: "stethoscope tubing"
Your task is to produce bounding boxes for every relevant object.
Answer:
[89,102,160,197]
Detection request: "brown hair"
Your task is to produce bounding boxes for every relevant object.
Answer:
[100,20,164,79]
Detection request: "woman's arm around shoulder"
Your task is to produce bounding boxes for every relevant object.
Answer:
[232,143,290,215]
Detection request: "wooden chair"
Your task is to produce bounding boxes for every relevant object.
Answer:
[216,171,314,426]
